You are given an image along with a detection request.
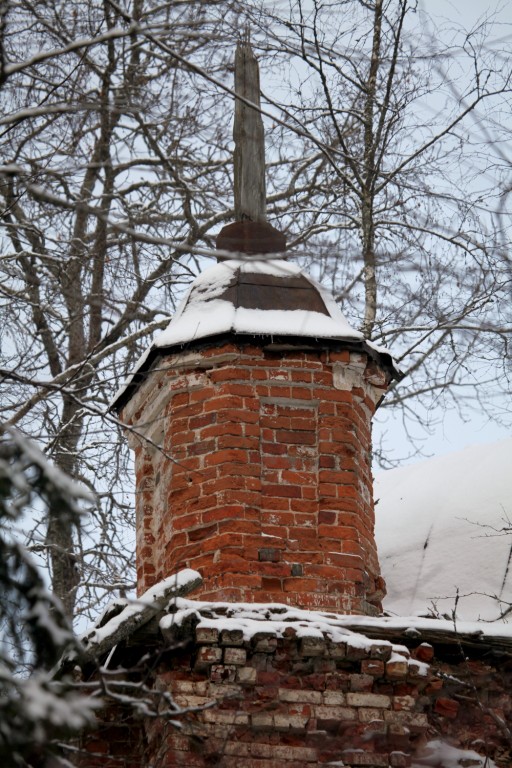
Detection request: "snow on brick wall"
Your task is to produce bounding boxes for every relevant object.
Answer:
[78,603,511,768]
[121,340,389,616]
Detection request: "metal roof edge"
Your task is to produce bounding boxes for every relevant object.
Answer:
[111,332,402,413]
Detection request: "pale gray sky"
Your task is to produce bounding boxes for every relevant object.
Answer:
[373,0,512,466]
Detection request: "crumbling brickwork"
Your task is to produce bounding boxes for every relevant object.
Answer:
[122,340,390,615]
[79,618,512,768]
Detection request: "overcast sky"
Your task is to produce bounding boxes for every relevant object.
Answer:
[373,0,512,467]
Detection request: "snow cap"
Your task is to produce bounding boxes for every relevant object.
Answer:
[154,257,363,348]
[111,255,401,410]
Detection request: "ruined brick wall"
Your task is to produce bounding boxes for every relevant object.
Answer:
[148,627,427,768]
[122,340,389,615]
[79,629,512,768]
[75,695,146,768]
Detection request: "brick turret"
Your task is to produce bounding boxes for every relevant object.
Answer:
[114,248,400,616]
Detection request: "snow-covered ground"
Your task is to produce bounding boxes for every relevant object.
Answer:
[375,438,512,624]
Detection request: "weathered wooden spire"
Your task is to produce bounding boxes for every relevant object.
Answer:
[233,32,266,222]
[216,34,286,256]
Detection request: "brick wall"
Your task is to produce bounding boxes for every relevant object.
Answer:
[149,624,429,768]
[122,339,390,615]
[78,620,512,768]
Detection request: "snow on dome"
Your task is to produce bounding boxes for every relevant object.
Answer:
[111,257,402,410]
[154,258,363,348]
[375,438,512,624]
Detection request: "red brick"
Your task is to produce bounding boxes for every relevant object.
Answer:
[218,573,262,589]
[261,442,287,456]
[199,422,244,439]
[307,564,346,579]
[217,519,260,536]
[217,489,260,506]
[209,367,251,382]
[262,484,302,499]
[329,350,351,363]
[319,469,357,484]
[170,391,189,406]
[260,496,291,511]
[318,524,358,540]
[261,576,283,591]
[319,483,338,498]
[317,387,353,403]
[267,385,292,398]
[337,484,361,499]
[218,382,255,397]
[187,439,217,456]
[289,499,318,514]
[289,386,314,400]
[413,643,434,662]
[283,577,323,593]
[260,414,290,429]
[205,448,250,466]
[361,659,385,677]
[318,510,337,525]
[187,523,218,542]
[218,408,259,424]
[434,697,460,719]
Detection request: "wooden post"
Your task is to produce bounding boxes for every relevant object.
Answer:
[216,35,286,255]
[234,36,266,222]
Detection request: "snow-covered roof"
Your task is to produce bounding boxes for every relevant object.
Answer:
[155,258,362,347]
[375,438,512,624]
[113,257,401,409]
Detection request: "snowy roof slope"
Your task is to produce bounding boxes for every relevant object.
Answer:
[111,257,403,409]
[155,258,362,347]
[375,439,512,624]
